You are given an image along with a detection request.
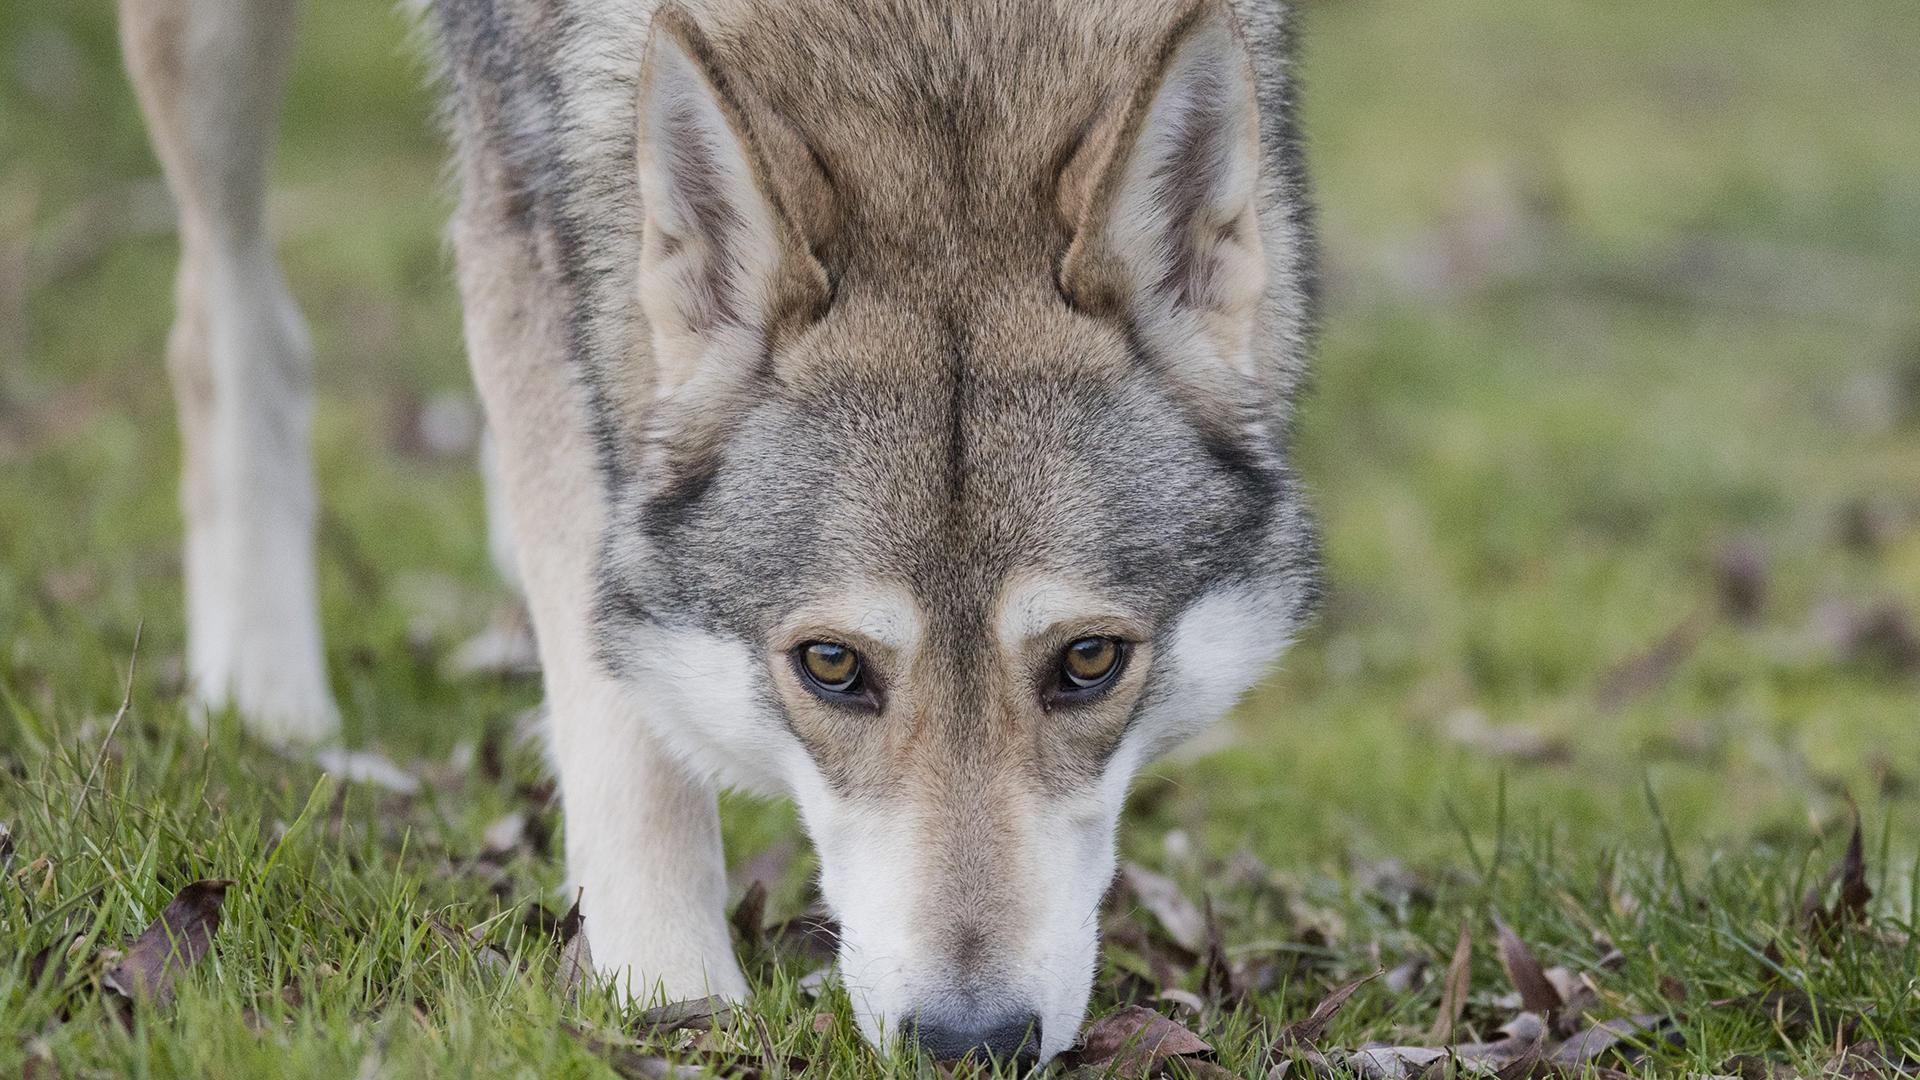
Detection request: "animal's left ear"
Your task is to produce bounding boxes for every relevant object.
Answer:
[1059,1,1266,372]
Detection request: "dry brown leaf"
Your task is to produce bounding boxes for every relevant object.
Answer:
[1272,970,1381,1052]
[1800,812,1872,934]
[26,933,83,992]
[555,891,593,1003]
[1548,1014,1671,1066]
[1200,895,1238,1006]
[1595,610,1708,711]
[1820,1040,1920,1079]
[1718,1053,1800,1079]
[1426,922,1473,1044]
[630,995,736,1039]
[730,880,768,948]
[1491,913,1563,1018]
[425,914,516,979]
[1121,863,1209,954]
[1453,1012,1547,1067]
[1338,1044,1447,1078]
[565,1023,709,1079]
[1063,1005,1211,1077]
[102,879,231,1009]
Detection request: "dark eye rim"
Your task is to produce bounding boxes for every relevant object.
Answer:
[1045,636,1133,707]
[791,641,881,710]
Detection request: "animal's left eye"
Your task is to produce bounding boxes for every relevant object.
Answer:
[1057,636,1126,694]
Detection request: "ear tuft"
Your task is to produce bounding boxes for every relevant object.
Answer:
[1059,2,1265,363]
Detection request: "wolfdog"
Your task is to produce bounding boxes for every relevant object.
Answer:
[120,0,1317,1062]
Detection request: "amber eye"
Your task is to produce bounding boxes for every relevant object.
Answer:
[1060,636,1124,691]
[797,641,863,695]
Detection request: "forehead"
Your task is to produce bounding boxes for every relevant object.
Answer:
[638,286,1276,639]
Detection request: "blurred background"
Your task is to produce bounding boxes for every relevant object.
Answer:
[2,0,1918,884]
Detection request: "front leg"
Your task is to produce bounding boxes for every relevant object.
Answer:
[447,155,746,1002]
[544,634,748,1001]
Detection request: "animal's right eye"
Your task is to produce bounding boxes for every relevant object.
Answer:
[796,641,865,697]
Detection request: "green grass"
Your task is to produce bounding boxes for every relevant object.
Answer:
[4,0,1919,1075]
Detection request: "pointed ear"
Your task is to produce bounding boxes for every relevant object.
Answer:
[636,10,828,399]
[1059,2,1266,369]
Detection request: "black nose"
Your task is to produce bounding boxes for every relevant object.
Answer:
[909,1009,1042,1064]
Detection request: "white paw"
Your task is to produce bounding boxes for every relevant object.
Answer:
[586,910,749,1004]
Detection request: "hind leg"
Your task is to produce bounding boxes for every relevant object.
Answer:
[121,0,336,739]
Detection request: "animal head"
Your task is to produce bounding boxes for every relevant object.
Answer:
[596,0,1316,1063]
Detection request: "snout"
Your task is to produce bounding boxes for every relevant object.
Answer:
[909,1005,1042,1065]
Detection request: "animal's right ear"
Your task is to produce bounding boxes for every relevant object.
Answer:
[636,10,828,401]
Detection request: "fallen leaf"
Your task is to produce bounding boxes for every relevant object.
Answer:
[1338,1044,1448,1078]
[1822,1040,1920,1079]
[1800,812,1872,934]
[1492,913,1563,1017]
[1453,1011,1547,1068]
[1272,970,1380,1051]
[102,879,231,1009]
[555,892,593,1003]
[1595,610,1708,711]
[1200,896,1237,1006]
[1718,1053,1799,1079]
[1064,1005,1211,1077]
[565,1023,708,1079]
[730,880,768,949]
[1121,863,1209,954]
[425,914,516,979]
[26,933,83,992]
[1104,918,1190,993]
[1548,1014,1672,1066]
[811,1012,835,1034]
[1426,922,1473,1044]
[630,996,735,1039]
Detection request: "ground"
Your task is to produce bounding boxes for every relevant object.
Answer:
[2,0,1918,1076]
